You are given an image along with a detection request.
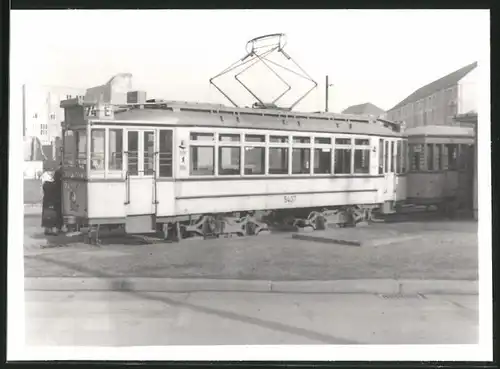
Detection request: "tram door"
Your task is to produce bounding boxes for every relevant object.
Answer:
[124,130,156,231]
[383,139,397,201]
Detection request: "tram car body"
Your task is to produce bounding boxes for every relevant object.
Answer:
[60,97,407,242]
[404,125,475,215]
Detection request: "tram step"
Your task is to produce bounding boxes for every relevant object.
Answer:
[125,214,156,234]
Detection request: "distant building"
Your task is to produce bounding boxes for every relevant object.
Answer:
[386,62,477,128]
[23,84,86,145]
[341,102,385,116]
[84,73,133,104]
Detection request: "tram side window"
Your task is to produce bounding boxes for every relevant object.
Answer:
[269,147,289,174]
[402,141,408,172]
[427,144,434,171]
[159,130,173,177]
[334,148,352,174]
[436,144,442,170]
[219,146,241,175]
[63,130,76,166]
[244,147,265,175]
[143,131,155,176]
[446,144,458,170]
[292,148,310,174]
[108,129,123,171]
[127,131,139,176]
[390,142,395,172]
[384,141,389,173]
[409,144,422,171]
[396,141,402,173]
[378,139,384,174]
[75,130,87,170]
[314,148,331,174]
[90,129,105,170]
[354,148,370,174]
[190,146,215,176]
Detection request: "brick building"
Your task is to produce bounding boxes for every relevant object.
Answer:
[386,62,477,128]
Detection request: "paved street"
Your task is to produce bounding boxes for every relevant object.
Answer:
[25,290,478,346]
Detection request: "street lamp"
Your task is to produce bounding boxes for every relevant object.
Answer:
[325,75,334,112]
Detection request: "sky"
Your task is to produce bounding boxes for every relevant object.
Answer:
[10,9,489,114]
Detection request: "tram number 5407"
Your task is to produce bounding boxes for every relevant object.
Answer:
[284,195,296,204]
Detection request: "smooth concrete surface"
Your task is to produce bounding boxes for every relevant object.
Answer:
[25,290,478,346]
[24,277,479,295]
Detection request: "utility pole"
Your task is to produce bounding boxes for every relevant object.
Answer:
[325,75,333,112]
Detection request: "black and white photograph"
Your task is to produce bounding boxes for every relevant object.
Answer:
[7,9,491,362]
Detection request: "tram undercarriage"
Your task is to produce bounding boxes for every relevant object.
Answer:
[77,204,385,245]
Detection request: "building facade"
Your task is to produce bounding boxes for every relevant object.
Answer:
[386,62,477,128]
[23,84,86,145]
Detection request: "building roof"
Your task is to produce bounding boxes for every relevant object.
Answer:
[341,102,385,115]
[388,62,478,112]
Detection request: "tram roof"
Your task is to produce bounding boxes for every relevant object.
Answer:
[404,125,474,138]
[62,97,402,136]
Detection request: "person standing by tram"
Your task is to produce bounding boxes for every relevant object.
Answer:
[41,164,63,235]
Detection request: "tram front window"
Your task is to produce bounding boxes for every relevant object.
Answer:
[127,131,139,176]
[91,129,105,170]
[75,130,87,170]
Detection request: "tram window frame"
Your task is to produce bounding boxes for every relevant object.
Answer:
[353,139,370,174]
[190,132,215,142]
[292,147,311,174]
[190,146,215,176]
[270,135,289,144]
[384,141,389,173]
[334,145,352,175]
[293,136,311,144]
[75,130,87,170]
[436,144,442,170]
[426,143,434,171]
[445,144,459,170]
[396,140,402,173]
[218,146,241,176]
[245,134,266,143]
[63,130,76,167]
[268,147,289,175]
[244,146,265,175]
[219,133,241,143]
[314,137,331,145]
[142,131,155,176]
[409,144,423,171]
[314,147,331,174]
[402,140,408,173]
[378,139,384,174]
[159,130,173,178]
[390,141,395,173]
[90,128,105,171]
[127,131,139,176]
[108,128,123,171]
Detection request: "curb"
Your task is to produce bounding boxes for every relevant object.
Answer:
[24,277,478,295]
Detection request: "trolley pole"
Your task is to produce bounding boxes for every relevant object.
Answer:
[325,75,329,112]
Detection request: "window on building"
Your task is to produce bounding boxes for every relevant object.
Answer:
[159,130,173,177]
[143,131,155,176]
[66,95,72,100]
[314,148,331,174]
[108,129,123,171]
[269,147,288,174]
[49,113,56,120]
[190,146,215,175]
[379,139,384,174]
[446,144,458,170]
[218,146,241,175]
[90,129,105,170]
[409,144,422,171]
[33,113,38,119]
[292,148,310,174]
[334,148,352,174]
[427,144,434,171]
[244,147,265,175]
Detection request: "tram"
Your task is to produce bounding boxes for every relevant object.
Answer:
[404,124,475,216]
